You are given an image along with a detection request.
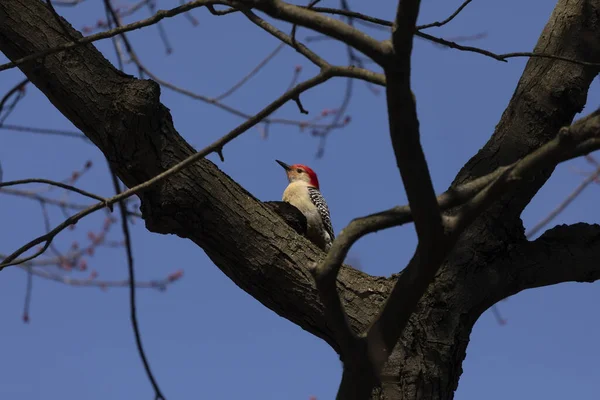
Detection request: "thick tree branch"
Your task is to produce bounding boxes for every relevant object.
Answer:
[382,0,444,254]
[364,109,600,394]
[452,0,600,231]
[314,106,600,397]
[0,67,345,269]
[514,223,600,293]
[307,6,600,68]
[449,108,600,233]
[313,0,447,397]
[4,0,600,399]
[241,0,390,64]
[240,7,327,68]
[0,0,393,352]
[362,0,445,384]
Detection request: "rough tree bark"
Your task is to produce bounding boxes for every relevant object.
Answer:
[1,0,599,399]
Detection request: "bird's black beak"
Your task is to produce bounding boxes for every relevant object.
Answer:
[276,160,291,171]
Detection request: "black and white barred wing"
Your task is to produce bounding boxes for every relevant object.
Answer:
[307,186,335,241]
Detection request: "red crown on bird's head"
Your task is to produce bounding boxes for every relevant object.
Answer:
[291,164,319,188]
[276,160,320,189]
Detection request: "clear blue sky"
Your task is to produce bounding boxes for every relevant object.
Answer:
[1,1,599,399]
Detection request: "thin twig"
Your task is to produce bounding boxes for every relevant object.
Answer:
[109,167,166,400]
[0,178,108,204]
[214,43,285,101]
[0,124,88,140]
[291,0,321,52]
[306,6,600,67]
[144,0,173,54]
[0,187,142,216]
[417,0,473,29]
[103,0,144,76]
[178,0,200,25]
[526,165,600,238]
[18,265,182,289]
[127,49,383,135]
[416,31,600,67]
[0,0,221,73]
[53,0,86,5]
[103,0,125,70]
[1,0,599,74]
[0,78,29,116]
[240,7,327,68]
[309,6,392,28]
[312,0,356,159]
[23,267,33,323]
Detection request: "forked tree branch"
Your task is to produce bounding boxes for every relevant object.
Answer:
[307,4,600,68]
[3,0,600,398]
[0,0,389,74]
[0,3,395,359]
[0,68,340,268]
[0,0,386,270]
[316,0,444,397]
[240,0,389,64]
[313,103,600,397]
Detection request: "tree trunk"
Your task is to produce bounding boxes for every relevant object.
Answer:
[1,0,600,399]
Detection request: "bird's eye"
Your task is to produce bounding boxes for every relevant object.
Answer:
[296,168,303,173]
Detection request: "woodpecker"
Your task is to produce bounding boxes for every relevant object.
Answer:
[276,160,334,251]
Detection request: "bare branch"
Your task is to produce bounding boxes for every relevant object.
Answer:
[53,0,86,5]
[1,0,596,78]
[417,0,473,30]
[312,107,600,397]
[240,7,327,68]
[20,265,183,290]
[0,124,88,139]
[0,78,29,117]
[314,0,446,396]
[22,267,33,323]
[0,0,389,73]
[416,31,600,67]
[126,40,381,132]
[450,109,600,234]
[318,165,512,284]
[385,0,443,247]
[143,0,173,54]
[304,6,600,68]
[0,0,221,73]
[108,167,166,400]
[290,0,321,58]
[309,6,392,28]
[367,108,600,392]
[0,178,108,204]
[240,0,389,64]
[0,64,367,270]
[214,43,285,101]
[526,165,600,238]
